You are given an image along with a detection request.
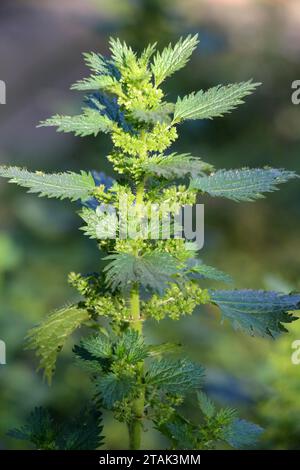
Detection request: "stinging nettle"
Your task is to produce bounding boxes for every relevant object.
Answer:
[2,34,300,450]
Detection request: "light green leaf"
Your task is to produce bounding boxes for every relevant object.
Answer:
[152,34,199,86]
[197,391,216,418]
[109,37,136,69]
[190,168,298,202]
[0,167,95,201]
[82,52,110,74]
[26,306,90,383]
[173,80,260,123]
[143,153,213,179]
[79,207,118,240]
[71,75,117,92]
[131,103,174,124]
[187,261,233,284]
[39,108,113,137]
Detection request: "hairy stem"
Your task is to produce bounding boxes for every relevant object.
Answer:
[128,181,145,450]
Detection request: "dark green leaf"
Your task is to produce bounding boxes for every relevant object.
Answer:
[103,252,179,293]
[146,359,205,393]
[96,373,135,409]
[210,289,300,338]
[222,418,263,449]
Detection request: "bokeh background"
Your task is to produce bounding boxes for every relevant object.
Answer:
[0,0,300,450]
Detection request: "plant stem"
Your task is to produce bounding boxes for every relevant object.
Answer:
[128,180,145,450]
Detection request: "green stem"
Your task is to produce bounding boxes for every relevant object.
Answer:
[128,181,145,450]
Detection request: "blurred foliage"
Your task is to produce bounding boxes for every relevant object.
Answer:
[0,0,299,449]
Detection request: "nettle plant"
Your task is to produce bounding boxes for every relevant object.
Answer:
[2,35,300,450]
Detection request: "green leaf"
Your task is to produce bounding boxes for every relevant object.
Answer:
[0,167,95,201]
[210,289,300,338]
[109,37,136,69]
[79,207,118,240]
[222,418,263,449]
[7,408,56,449]
[114,329,149,364]
[103,252,179,293]
[26,306,90,383]
[148,342,182,357]
[163,417,196,450]
[79,334,112,360]
[39,108,113,137]
[146,359,205,393]
[82,52,111,74]
[140,43,157,66]
[96,373,135,409]
[190,168,298,202]
[131,103,174,124]
[56,408,104,450]
[173,80,260,123]
[187,260,233,284]
[152,34,199,86]
[8,407,104,450]
[197,392,216,418]
[143,153,213,179]
[71,74,117,92]
[73,333,113,374]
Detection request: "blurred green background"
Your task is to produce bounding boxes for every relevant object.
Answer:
[0,0,300,450]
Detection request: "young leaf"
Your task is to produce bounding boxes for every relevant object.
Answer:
[152,34,199,86]
[222,418,263,449]
[82,52,110,74]
[210,289,300,338]
[186,259,233,284]
[82,52,121,79]
[197,391,216,418]
[143,153,213,179]
[140,43,157,66]
[80,207,118,240]
[173,80,260,123]
[73,335,112,374]
[71,74,117,92]
[96,373,135,409]
[85,92,131,131]
[39,108,113,137]
[26,306,90,383]
[190,168,298,202]
[79,334,112,360]
[130,103,174,125]
[103,252,179,293]
[109,37,136,69]
[0,167,95,201]
[114,329,149,364]
[146,359,205,393]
